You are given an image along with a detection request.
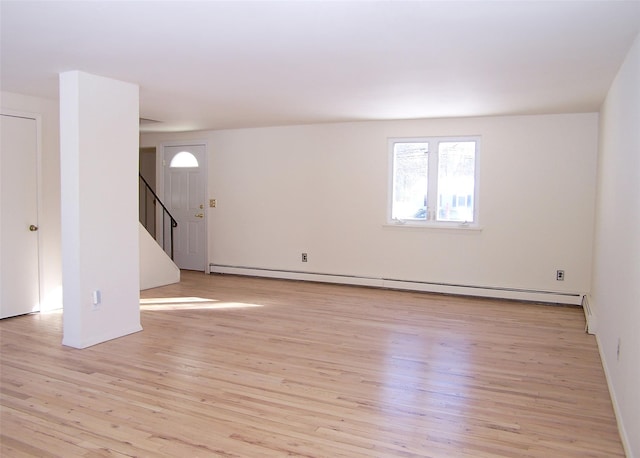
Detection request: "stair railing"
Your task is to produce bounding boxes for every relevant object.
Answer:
[139,173,178,259]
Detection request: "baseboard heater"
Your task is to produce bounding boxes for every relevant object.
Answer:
[209,264,583,305]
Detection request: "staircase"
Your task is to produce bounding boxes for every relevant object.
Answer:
[139,173,180,290]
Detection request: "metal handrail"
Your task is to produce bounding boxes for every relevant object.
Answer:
[139,173,177,259]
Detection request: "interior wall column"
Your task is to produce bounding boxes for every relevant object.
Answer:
[59,71,141,348]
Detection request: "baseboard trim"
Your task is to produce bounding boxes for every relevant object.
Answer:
[594,332,632,457]
[209,264,583,305]
[581,294,598,334]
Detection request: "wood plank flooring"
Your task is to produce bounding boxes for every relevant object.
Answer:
[1,271,624,457]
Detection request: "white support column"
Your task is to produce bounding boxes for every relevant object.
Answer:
[60,71,141,348]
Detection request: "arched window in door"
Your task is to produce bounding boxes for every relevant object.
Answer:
[170,151,199,168]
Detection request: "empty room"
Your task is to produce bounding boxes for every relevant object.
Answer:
[1,1,639,457]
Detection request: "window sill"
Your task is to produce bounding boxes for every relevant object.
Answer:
[383,221,483,232]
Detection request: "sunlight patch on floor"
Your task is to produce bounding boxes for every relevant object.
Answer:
[140,297,264,311]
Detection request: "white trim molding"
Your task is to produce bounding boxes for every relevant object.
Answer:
[581,294,598,334]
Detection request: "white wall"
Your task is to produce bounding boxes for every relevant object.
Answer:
[60,71,141,348]
[142,112,598,300]
[0,91,62,311]
[592,32,640,458]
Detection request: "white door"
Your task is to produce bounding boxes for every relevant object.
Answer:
[1,113,40,319]
[164,144,207,271]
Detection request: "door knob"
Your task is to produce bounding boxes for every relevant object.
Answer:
[29,224,38,231]
[195,213,204,218]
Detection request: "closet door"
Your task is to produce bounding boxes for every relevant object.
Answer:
[1,113,40,319]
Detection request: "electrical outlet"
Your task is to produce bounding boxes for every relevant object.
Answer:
[556,270,565,281]
[301,253,308,262]
[92,290,101,310]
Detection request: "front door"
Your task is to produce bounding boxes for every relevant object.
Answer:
[164,144,207,271]
[1,113,40,318]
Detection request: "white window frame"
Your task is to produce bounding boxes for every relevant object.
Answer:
[387,136,481,229]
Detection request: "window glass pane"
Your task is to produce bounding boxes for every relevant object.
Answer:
[437,141,475,222]
[392,143,428,220]
[170,151,199,168]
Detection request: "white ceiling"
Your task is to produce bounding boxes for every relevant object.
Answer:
[1,1,639,132]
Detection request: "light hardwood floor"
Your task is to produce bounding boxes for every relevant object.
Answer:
[1,271,624,457]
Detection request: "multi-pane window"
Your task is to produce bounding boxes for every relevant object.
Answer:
[390,137,479,225]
